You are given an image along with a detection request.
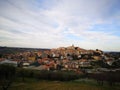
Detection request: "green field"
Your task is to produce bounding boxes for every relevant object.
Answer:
[8,78,120,90]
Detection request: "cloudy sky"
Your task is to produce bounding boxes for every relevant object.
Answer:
[0,0,120,51]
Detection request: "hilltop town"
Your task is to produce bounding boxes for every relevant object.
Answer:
[0,45,120,72]
[0,45,120,90]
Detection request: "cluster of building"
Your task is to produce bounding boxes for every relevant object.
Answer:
[0,45,119,71]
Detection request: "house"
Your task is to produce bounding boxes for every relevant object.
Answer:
[79,59,91,67]
[22,62,30,67]
[106,59,114,66]
[0,59,18,67]
[92,56,102,61]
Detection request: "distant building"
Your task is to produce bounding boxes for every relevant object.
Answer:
[0,59,18,67]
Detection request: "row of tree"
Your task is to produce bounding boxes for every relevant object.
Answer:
[0,64,120,90]
[0,64,81,90]
[87,71,120,86]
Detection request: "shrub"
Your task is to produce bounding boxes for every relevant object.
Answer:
[0,64,16,90]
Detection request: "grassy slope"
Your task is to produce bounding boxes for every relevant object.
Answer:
[9,78,120,90]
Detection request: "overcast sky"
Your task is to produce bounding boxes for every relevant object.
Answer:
[0,0,120,51]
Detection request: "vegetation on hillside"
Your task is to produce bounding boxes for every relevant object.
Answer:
[0,64,120,90]
[0,64,16,90]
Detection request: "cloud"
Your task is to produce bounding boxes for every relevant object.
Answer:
[0,0,120,51]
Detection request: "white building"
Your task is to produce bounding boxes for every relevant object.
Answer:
[0,59,18,67]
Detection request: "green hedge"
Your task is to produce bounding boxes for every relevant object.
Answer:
[16,68,82,81]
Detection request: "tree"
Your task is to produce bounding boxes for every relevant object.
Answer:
[17,68,26,82]
[0,54,3,58]
[0,64,16,90]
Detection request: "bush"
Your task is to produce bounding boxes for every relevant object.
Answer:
[36,70,80,81]
[16,68,83,81]
[87,70,120,86]
[0,64,16,90]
